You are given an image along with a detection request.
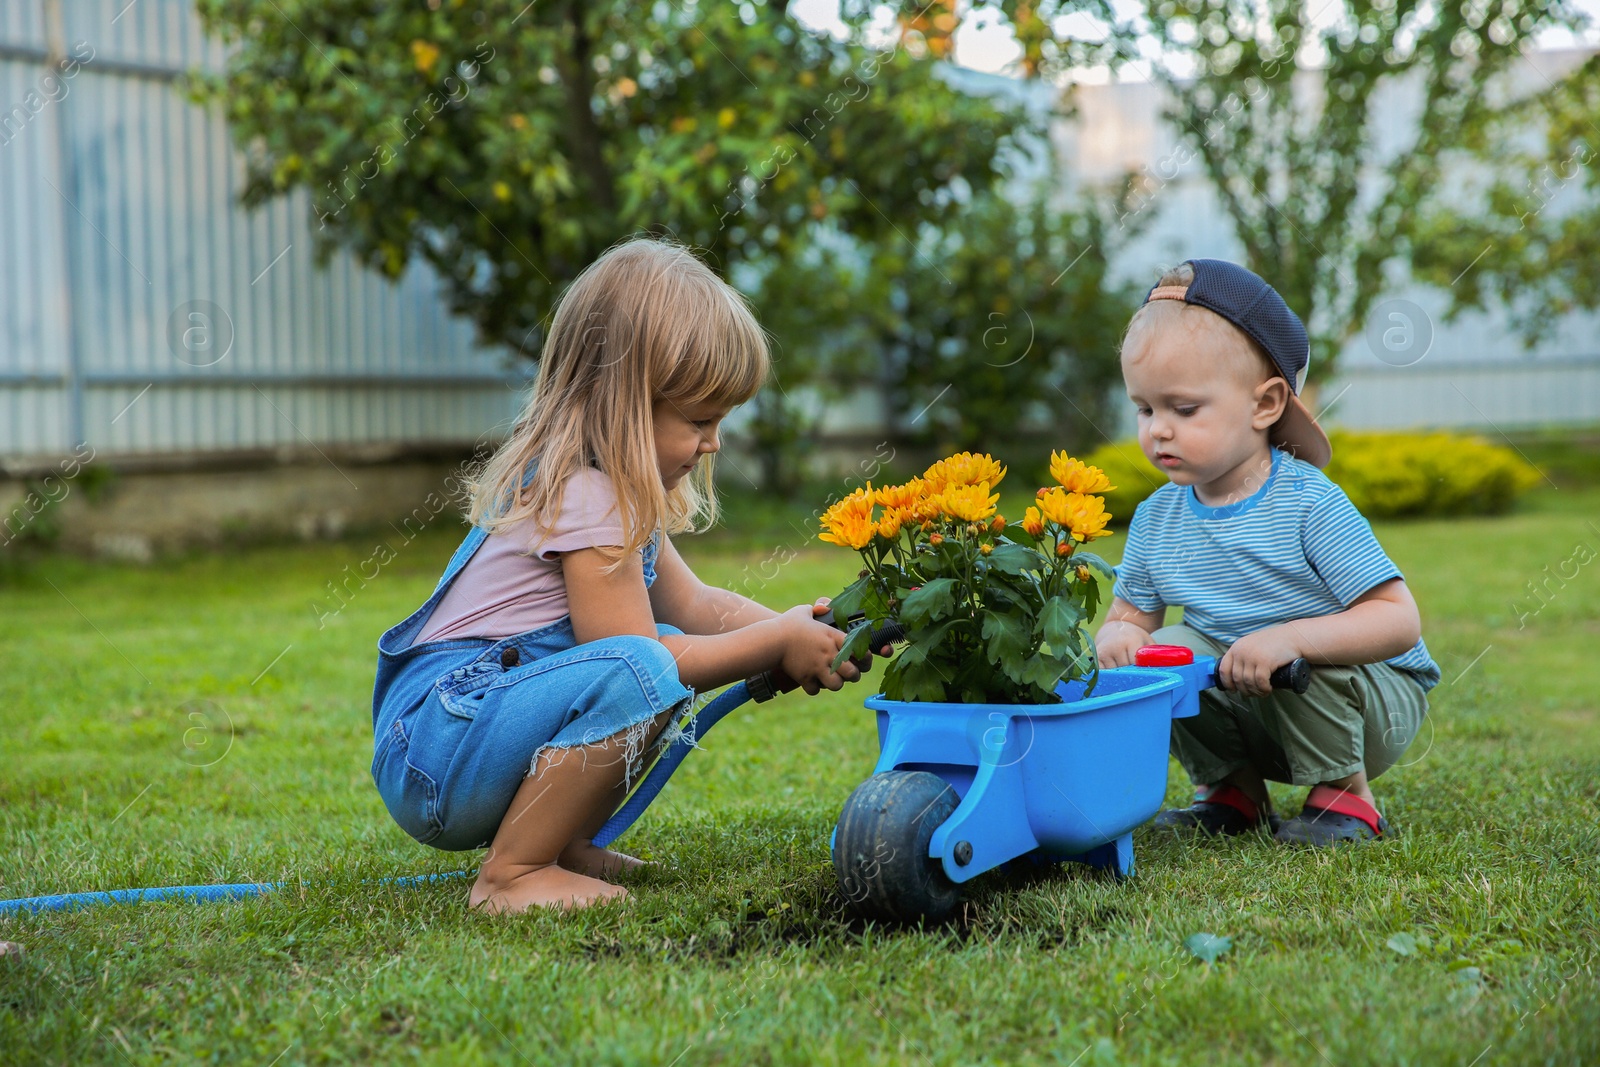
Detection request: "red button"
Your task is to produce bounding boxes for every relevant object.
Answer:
[1136,644,1194,667]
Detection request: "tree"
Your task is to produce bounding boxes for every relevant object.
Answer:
[1409,52,1600,344]
[868,189,1136,454]
[944,0,1590,378]
[193,0,1026,358]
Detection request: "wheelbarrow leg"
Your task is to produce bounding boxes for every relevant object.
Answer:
[1062,832,1135,880]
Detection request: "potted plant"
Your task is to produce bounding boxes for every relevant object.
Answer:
[820,450,1116,704]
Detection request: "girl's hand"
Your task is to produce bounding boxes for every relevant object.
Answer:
[779,600,876,696]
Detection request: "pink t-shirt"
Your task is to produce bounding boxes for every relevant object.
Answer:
[412,467,633,645]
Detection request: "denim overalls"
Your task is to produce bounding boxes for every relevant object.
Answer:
[371,512,695,852]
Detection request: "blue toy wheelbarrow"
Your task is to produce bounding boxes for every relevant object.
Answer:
[830,643,1309,922]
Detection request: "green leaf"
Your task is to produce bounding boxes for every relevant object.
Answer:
[827,575,872,621]
[897,618,962,668]
[982,611,1032,683]
[1386,933,1418,957]
[984,542,1039,575]
[900,578,957,627]
[1019,649,1076,696]
[887,658,947,702]
[1183,932,1233,964]
[830,620,873,673]
[1038,597,1085,648]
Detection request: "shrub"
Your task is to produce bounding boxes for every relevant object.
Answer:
[1324,430,1541,517]
[1082,431,1541,520]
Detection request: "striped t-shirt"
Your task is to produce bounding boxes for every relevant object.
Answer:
[1112,446,1440,691]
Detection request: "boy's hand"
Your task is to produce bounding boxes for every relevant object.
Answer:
[1219,626,1303,698]
[1095,620,1153,669]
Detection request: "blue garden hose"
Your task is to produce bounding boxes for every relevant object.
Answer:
[592,680,753,849]
[0,873,470,916]
[0,685,757,916]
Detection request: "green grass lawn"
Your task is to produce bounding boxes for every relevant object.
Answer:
[2,488,1598,1064]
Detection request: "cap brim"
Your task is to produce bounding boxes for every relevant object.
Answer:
[1270,393,1332,468]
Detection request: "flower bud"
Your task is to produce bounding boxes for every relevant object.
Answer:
[930,532,944,546]
[980,543,993,555]
[1076,565,1091,583]
[1056,541,1071,557]
[990,516,1005,532]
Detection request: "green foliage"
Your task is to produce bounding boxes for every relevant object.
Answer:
[864,189,1138,452]
[1083,432,1543,520]
[874,526,1108,705]
[1410,54,1600,344]
[957,0,1590,377]
[192,0,1024,357]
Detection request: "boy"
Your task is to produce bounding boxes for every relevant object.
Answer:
[1095,260,1440,846]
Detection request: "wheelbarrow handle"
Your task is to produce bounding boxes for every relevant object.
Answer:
[746,610,905,703]
[1209,657,1311,694]
[1269,657,1312,694]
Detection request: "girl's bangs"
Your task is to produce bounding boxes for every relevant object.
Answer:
[660,288,769,409]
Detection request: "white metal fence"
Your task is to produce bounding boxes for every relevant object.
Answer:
[0,0,525,465]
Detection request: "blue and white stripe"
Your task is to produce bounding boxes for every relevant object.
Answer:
[1113,447,1441,691]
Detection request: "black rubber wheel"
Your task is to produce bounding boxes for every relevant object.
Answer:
[833,770,962,923]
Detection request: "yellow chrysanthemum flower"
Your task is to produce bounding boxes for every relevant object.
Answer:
[819,486,876,549]
[907,492,945,525]
[1049,450,1115,495]
[877,507,906,540]
[1061,493,1112,542]
[938,481,1000,522]
[924,452,1006,494]
[1021,506,1045,537]
[1034,486,1075,527]
[875,478,927,511]
[820,484,870,524]
[1034,487,1112,541]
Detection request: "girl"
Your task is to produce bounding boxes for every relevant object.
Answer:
[371,238,879,912]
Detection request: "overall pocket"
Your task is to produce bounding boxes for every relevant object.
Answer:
[436,660,507,721]
[371,718,443,845]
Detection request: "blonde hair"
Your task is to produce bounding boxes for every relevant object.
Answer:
[1122,263,1276,385]
[467,238,769,569]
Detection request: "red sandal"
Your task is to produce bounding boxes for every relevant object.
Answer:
[1274,785,1391,846]
[1152,784,1279,836]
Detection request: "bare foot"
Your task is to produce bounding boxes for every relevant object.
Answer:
[468,864,630,914]
[558,839,646,880]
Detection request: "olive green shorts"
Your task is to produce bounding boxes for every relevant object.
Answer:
[1149,623,1431,788]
